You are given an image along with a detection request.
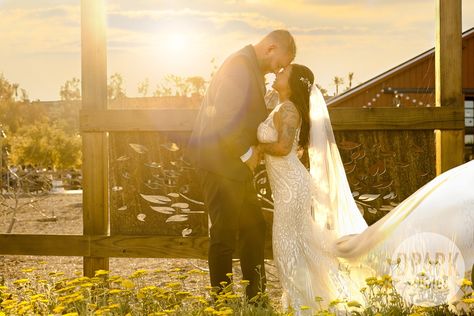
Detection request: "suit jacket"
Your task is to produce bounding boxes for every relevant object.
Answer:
[188,45,268,181]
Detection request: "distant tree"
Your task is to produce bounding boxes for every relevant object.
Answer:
[347,72,354,90]
[0,73,16,102]
[107,73,126,100]
[315,84,329,98]
[153,82,173,97]
[0,74,32,133]
[154,74,190,97]
[186,76,206,96]
[9,121,82,170]
[137,78,150,97]
[60,77,81,101]
[333,76,344,95]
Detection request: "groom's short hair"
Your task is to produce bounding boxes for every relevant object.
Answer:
[264,30,296,58]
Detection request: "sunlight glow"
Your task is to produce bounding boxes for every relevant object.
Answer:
[167,33,188,52]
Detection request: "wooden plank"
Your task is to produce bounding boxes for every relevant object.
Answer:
[82,133,109,275]
[0,235,89,256]
[80,107,465,132]
[0,234,274,259]
[81,0,107,109]
[81,0,109,276]
[329,107,464,130]
[89,235,210,259]
[80,109,198,132]
[435,130,465,175]
[435,0,464,174]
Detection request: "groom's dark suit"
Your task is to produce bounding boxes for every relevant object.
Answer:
[188,45,268,298]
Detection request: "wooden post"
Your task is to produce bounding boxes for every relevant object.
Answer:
[435,0,464,174]
[81,0,109,276]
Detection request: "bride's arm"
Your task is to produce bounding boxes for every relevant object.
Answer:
[258,102,300,156]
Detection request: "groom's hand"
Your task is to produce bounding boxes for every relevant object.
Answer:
[244,146,260,172]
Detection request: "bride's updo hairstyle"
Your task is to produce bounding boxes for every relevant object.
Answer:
[288,64,314,148]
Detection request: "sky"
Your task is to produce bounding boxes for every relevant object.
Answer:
[0,0,473,101]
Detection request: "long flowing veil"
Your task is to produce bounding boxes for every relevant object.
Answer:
[308,87,368,238]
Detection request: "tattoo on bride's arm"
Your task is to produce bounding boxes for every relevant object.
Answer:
[260,103,300,156]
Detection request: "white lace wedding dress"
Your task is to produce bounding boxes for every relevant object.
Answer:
[258,97,474,314]
[258,100,348,312]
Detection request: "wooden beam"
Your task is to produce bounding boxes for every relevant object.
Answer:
[89,235,209,258]
[80,107,465,132]
[0,235,89,256]
[81,0,109,276]
[80,109,198,132]
[0,234,274,259]
[329,107,464,131]
[435,0,464,175]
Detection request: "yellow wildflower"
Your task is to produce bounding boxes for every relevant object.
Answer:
[347,300,362,308]
[329,299,342,306]
[81,282,94,288]
[130,269,148,278]
[166,282,181,288]
[95,270,109,277]
[13,279,29,285]
[30,294,46,300]
[239,280,250,286]
[461,279,473,287]
[163,309,176,314]
[121,279,135,289]
[53,305,66,313]
[108,289,123,294]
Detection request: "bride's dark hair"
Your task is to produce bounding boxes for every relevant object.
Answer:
[288,64,314,148]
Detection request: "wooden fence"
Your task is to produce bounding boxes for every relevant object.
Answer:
[0,0,466,277]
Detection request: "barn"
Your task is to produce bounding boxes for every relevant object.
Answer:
[327,27,474,161]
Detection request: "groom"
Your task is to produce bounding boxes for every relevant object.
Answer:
[188,30,296,298]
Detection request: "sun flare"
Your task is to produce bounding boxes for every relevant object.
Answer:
[167,33,187,52]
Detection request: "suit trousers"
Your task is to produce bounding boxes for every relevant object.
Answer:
[200,169,267,299]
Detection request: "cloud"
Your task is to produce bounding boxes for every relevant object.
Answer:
[0,0,473,100]
[0,4,80,55]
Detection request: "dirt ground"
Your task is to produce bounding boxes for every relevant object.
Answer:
[0,193,283,306]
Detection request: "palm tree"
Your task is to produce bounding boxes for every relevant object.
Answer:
[333,76,344,95]
[348,72,354,89]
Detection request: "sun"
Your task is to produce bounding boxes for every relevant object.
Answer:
[167,33,187,52]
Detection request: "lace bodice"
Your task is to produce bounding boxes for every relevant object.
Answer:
[257,101,300,156]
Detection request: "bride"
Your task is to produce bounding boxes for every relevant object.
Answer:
[257,64,474,313]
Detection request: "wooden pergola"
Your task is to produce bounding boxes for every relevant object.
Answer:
[0,0,465,277]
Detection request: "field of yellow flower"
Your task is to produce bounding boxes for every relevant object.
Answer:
[1,264,473,315]
[1,195,473,315]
